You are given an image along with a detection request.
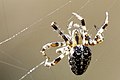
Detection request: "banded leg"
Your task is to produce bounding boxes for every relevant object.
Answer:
[72,12,86,30]
[87,12,109,45]
[41,42,65,59]
[51,22,69,44]
[44,47,70,67]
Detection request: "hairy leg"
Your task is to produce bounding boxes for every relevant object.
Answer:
[41,42,65,59]
[44,46,70,67]
[51,22,70,44]
[87,12,109,45]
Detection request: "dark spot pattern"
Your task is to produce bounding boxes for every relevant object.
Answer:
[69,45,91,75]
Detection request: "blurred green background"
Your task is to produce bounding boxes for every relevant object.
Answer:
[0,0,120,80]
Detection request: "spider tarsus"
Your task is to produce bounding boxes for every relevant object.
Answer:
[106,12,108,16]
[72,12,83,20]
[105,12,109,23]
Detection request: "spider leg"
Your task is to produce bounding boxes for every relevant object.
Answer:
[67,21,73,35]
[40,42,65,59]
[72,12,86,30]
[44,47,70,67]
[87,12,109,45]
[51,22,70,44]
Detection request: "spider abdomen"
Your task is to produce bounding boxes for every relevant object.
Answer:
[69,45,91,75]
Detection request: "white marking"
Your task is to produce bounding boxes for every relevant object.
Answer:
[73,23,80,28]
[76,52,81,55]
[80,66,83,69]
[84,53,88,55]
[81,61,83,65]
[81,54,84,59]
[80,45,84,51]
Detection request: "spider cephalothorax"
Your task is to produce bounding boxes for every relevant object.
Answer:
[40,12,108,75]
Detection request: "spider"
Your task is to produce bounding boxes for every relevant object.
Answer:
[40,12,108,75]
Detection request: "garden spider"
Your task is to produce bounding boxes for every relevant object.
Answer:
[40,12,108,75]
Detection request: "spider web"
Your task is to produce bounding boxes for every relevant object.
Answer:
[0,0,118,80]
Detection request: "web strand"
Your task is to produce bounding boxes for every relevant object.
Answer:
[68,0,91,21]
[19,61,45,80]
[0,1,71,45]
[107,0,118,12]
[0,60,27,71]
[0,59,34,80]
[0,49,24,65]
